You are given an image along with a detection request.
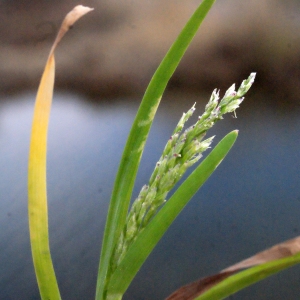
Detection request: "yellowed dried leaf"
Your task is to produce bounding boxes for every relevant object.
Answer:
[28,5,93,298]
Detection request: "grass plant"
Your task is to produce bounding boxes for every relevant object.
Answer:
[27,1,300,300]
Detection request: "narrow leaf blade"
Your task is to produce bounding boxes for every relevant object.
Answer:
[106,131,238,297]
[195,253,300,300]
[96,1,216,298]
[28,54,61,300]
[28,6,93,299]
[166,236,300,300]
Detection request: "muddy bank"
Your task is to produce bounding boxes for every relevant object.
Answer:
[1,0,300,101]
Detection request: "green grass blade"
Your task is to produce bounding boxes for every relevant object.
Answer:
[195,252,300,300]
[106,131,238,298]
[96,1,216,299]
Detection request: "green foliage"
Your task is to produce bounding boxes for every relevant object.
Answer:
[106,131,239,298]
[110,74,256,280]
[28,1,300,300]
[95,1,217,299]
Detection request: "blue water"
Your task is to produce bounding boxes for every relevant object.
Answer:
[1,92,300,299]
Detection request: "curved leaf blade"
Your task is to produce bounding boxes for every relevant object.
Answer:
[195,252,300,300]
[28,54,61,300]
[167,235,300,299]
[28,6,93,299]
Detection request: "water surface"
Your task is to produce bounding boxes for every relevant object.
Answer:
[1,92,300,299]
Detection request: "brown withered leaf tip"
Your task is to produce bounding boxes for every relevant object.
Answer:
[222,235,300,272]
[166,271,237,300]
[166,235,300,300]
[49,5,94,57]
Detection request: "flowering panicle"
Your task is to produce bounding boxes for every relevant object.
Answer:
[111,72,256,269]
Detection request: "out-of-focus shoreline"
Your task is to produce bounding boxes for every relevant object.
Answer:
[1,0,300,102]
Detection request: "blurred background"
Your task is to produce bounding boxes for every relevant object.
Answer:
[1,0,300,299]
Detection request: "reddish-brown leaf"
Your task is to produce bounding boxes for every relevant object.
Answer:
[166,236,300,300]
